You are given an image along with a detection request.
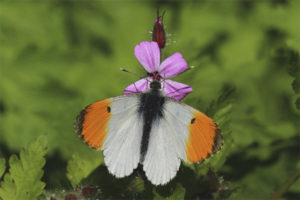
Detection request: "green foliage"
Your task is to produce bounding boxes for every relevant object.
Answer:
[154,184,185,200]
[0,158,5,179]
[0,135,47,200]
[67,151,103,187]
[0,0,299,199]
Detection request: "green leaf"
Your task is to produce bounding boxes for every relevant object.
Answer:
[153,184,185,200]
[296,98,300,110]
[292,78,300,94]
[285,50,300,78]
[0,135,47,200]
[67,151,104,188]
[0,158,6,178]
[206,84,236,118]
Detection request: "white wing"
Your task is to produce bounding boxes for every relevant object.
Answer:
[142,118,181,185]
[143,98,221,185]
[102,94,143,178]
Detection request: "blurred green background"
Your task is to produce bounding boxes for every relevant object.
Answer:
[0,0,299,199]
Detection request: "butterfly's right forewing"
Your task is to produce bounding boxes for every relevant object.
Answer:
[76,94,144,178]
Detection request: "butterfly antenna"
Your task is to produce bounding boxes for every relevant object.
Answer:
[120,68,144,79]
[121,68,144,93]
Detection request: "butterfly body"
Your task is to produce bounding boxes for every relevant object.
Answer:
[75,80,222,185]
[139,81,165,162]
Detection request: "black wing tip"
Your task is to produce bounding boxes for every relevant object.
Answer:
[74,105,102,150]
[74,106,88,137]
[212,124,224,154]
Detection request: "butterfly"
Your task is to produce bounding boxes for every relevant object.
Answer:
[75,79,223,185]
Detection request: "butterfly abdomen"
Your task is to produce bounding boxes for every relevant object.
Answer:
[139,90,165,162]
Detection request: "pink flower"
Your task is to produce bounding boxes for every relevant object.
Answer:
[124,41,192,101]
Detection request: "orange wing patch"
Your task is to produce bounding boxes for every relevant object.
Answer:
[186,112,223,163]
[75,99,112,149]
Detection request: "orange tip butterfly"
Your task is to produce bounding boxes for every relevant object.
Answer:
[75,79,223,186]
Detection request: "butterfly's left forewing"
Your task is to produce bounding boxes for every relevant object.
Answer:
[164,99,223,163]
[143,98,223,185]
[75,98,112,149]
[75,94,144,178]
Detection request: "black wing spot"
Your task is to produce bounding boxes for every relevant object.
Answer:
[107,106,111,113]
[191,118,196,124]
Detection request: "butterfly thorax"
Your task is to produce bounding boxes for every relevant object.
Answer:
[149,79,162,90]
[139,80,165,162]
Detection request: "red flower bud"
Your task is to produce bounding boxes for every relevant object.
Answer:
[152,9,166,49]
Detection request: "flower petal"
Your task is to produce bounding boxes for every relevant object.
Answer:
[162,80,192,101]
[158,52,188,78]
[124,78,151,94]
[134,41,160,73]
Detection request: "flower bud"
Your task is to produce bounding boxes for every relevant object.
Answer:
[152,10,166,49]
